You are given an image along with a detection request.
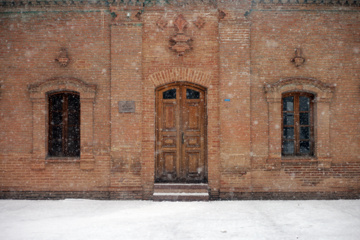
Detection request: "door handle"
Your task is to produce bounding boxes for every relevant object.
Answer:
[182,132,184,144]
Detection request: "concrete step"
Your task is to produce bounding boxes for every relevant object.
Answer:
[153,183,209,201]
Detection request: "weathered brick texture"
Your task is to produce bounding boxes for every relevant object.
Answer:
[0,0,359,200]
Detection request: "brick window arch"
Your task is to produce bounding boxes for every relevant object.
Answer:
[28,77,96,170]
[265,78,335,169]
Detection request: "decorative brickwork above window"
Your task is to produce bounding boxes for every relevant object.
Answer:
[290,48,305,67]
[55,48,70,67]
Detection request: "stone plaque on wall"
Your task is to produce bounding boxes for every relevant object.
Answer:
[118,101,135,113]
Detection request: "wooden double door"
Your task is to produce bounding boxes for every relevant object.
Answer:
[156,83,207,183]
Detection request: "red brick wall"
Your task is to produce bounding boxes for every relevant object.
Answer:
[110,18,143,198]
[0,1,359,199]
[0,9,112,193]
[250,6,360,164]
[245,4,360,196]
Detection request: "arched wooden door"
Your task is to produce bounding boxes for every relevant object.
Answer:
[156,82,207,183]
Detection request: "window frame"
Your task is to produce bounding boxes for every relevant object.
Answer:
[281,92,314,157]
[28,77,96,170]
[264,77,335,169]
[47,91,81,158]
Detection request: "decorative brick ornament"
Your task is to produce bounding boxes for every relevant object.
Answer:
[290,48,305,67]
[135,11,142,21]
[55,47,70,67]
[194,16,205,29]
[218,10,226,20]
[174,14,188,33]
[109,6,142,23]
[169,15,192,56]
[156,17,167,30]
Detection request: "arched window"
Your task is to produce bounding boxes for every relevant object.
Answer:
[282,92,314,156]
[48,92,80,157]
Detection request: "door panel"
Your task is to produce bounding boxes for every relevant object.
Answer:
[162,136,177,148]
[186,136,200,148]
[186,103,200,130]
[163,102,177,130]
[162,151,176,179]
[156,83,207,183]
[186,152,201,173]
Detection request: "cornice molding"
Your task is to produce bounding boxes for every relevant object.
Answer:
[0,0,217,8]
[1,0,359,8]
[253,0,360,6]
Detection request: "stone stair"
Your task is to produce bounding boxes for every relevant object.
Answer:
[153,183,209,201]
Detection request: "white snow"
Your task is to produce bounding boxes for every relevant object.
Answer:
[0,199,360,240]
[153,192,209,196]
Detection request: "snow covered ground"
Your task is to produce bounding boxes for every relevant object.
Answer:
[0,199,359,240]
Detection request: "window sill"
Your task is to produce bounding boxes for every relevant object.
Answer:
[43,156,95,170]
[281,156,317,161]
[45,157,80,163]
[281,156,318,166]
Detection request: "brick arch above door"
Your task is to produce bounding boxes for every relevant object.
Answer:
[148,68,212,88]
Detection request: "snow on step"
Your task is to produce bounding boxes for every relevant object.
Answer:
[153,183,209,201]
[154,183,208,190]
[153,192,209,196]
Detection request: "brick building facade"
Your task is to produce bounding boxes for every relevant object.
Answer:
[0,0,359,200]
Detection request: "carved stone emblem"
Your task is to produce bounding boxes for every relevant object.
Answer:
[55,47,70,67]
[169,15,192,56]
[290,48,305,67]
